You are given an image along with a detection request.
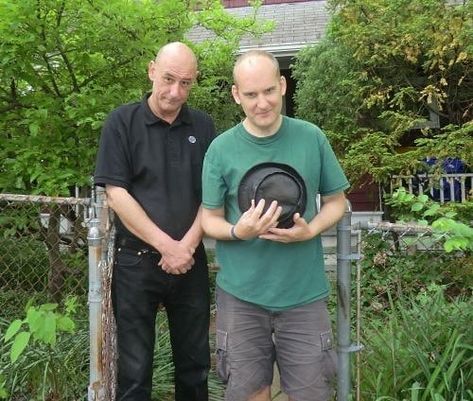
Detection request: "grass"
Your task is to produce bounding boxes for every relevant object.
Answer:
[359,285,473,401]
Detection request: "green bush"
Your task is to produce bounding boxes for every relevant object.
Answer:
[358,232,473,318]
[0,298,88,401]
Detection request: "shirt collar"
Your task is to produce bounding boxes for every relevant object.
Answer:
[142,93,191,126]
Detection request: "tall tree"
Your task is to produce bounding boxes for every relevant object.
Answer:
[293,0,473,186]
[0,0,271,195]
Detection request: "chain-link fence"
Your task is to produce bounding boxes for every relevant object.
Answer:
[0,194,91,319]
[0,193,92,401]
[350,220,472,401]
[1,191,470,401]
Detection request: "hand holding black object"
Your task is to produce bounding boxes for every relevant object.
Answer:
[233,199,282,240]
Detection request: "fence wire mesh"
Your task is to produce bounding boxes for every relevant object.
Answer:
[353,221,452,305]
[0,194,91,318]
[351,220,471,401]
[0,194,92,401]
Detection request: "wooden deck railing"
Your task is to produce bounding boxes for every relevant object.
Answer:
[390,173,473,203]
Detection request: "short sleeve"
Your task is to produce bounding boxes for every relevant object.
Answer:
[319,134,350,196]
[94,109,132,190]
[202,150,227,209]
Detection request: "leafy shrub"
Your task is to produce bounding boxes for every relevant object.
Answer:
[0,298,88,401]
[358,232,473,318]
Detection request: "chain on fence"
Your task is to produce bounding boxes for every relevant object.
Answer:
[100,223,117,401]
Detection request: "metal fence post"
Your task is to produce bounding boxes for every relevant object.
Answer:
[87,186,107,400]
[336,200,358,401]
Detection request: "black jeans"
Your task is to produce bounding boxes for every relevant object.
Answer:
[112,240,210,401]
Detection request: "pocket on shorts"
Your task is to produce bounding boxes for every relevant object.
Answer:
[216,329,230,383]
[320,330,337,384]
[115,247,143,268]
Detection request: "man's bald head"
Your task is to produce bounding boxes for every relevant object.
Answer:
[233,50,280,86]
[154,42,198,74]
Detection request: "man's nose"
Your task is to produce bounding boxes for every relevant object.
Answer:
[257,95,270,109]
[169,81,181,97]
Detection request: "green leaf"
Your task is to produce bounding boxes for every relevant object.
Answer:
[28,123,39,136]
[444,239,456,253]
[423,203,440,217]
[24,298,34,313]
[4,319,23,342]
[10,331,31,363]
[418,194,429,203]
[411,202,424,212]
[26,308,42,332]
[57,316,75,333]
[64,296,77,315]
[33,312,57,346]
[409,382,421,401]
[39,303,58,312]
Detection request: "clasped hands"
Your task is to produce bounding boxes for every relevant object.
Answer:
[158,238,195,275]
[233,199,314,243]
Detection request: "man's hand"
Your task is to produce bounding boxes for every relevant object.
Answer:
[233,199,283,240]
[259,192,348,243]
[158,239,195,275]
[259,213,314,243]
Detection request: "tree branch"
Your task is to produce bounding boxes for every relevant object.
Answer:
[10,77,17,100]
[59,47,80,93]
[36,0,62,97]
[0,103,26,114]
[56,0,65,28]
[85,0,140,41]
[54,1,80,92]
[77,55,138,90]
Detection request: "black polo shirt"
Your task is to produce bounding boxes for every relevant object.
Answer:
[94,94,216,240]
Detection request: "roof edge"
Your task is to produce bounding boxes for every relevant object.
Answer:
[238,42,315,57]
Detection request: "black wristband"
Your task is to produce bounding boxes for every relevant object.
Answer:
[230,225,242,240]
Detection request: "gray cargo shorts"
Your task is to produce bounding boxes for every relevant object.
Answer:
[215,287,337,401]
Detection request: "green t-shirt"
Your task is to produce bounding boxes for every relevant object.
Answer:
[202,116,349,310]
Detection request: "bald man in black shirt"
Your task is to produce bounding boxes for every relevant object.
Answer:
[95,42,216,401]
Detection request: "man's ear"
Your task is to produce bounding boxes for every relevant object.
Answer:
[231,84,241,105]
[280,75,287,97]
[148,60,156,81]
